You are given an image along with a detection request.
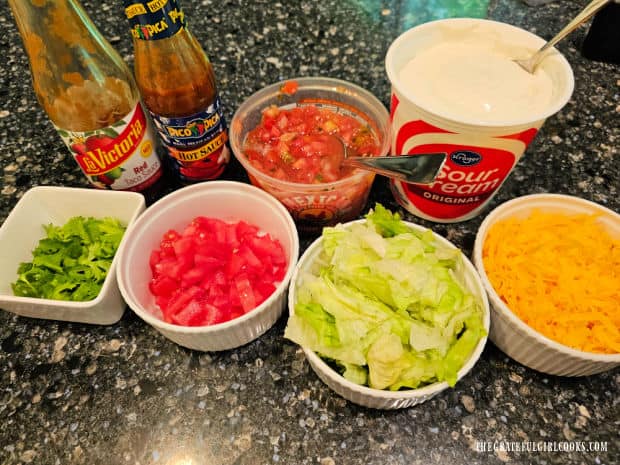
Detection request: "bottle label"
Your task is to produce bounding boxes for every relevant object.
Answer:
[124,0,186,40]
[56,103,163,192]
[150,95,229,182]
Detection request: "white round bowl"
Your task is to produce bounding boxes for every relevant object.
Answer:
[116,181,299,351]
[473,193,620,376]
[288,219,490,409]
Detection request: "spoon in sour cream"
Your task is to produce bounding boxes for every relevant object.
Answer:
[514,0,610,73]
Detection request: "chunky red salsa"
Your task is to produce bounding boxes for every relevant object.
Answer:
[242,104,381,183]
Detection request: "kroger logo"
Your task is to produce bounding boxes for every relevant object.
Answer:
[450,150,482,166]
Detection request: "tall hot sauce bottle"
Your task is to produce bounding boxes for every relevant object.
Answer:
[8,0,165,200]
[123,0,230,183]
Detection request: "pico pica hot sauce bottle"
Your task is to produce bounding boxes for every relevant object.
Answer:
[123,0,230,184]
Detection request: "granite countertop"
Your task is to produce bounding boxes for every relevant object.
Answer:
[0,0,618,464]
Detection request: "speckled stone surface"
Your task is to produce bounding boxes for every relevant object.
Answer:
[0,1,618,464]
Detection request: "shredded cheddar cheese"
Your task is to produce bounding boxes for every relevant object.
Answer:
[482,210,620,354]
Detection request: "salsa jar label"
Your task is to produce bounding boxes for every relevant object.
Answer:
[150,95,230,182]
[56,103,163,192]
[260,172,374,235]
[124,0,186,40]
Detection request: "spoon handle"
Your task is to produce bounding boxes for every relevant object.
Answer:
[534,0,610,61]
[343,153,446,184]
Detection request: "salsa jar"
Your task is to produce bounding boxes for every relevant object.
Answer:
[229,77,391,235]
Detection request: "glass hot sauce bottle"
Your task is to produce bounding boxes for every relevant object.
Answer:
[123,0,230,184]
[8,0,165,199]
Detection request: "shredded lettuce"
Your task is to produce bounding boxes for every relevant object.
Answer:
[12,216,126,302]
[285,204,486,390]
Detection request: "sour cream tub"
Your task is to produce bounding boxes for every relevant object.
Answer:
[385,18,574,223]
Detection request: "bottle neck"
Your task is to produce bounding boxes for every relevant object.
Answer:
[124,0,187,41]
[8,0,138,131]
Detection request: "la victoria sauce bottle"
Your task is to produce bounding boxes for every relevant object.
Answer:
[9,0,166,201]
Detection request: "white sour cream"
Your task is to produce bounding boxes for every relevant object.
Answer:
[398,41,554,124]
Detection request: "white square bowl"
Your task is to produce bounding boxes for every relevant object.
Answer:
[116,181,300,352]
[0,186,145,325]
[473,193,620,376]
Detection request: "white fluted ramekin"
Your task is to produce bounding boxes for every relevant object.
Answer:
[117,181,299,351]
[473,194,620,376]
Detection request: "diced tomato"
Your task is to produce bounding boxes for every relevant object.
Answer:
[276,114,288,130]
[229,307,245,320]
[262,105,280,119]
[165,286,205,321]
[195,242,229,261]
[224,223,239,248]
[280,80,299,96]
[173,236,193,256]
[273,265,286,281]
[162,230,181,242]
[159,240,176,257]
[271,244,287,265]
[194,216,227,234]
[228,284,242,309]
[181,267,207,287]
[150,275,178,296]
[209,303,232,325]
[194,254,224,272]
[149,250,161,273]
[289,135,305,151]
[177,300,223,326]
[208,284,225,298]
[237,244,262,269]
[211,294,229,309]
[160,230,181,257]
[270,125,281,139]
[253,281,276,303]
[249,235,286,265]
[155,255,192,281]
[236,220,259,238]
[155,295,171,313]
[171,300,205,326]
[182,223,199,237]
[212,270,227,286]
[147,217,288,328]
[226,253,246,278]
[259,129,271,143]
[244,148,263,163]
[235,273,257,313]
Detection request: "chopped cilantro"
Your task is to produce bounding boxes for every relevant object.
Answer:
[12,216,126,301]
